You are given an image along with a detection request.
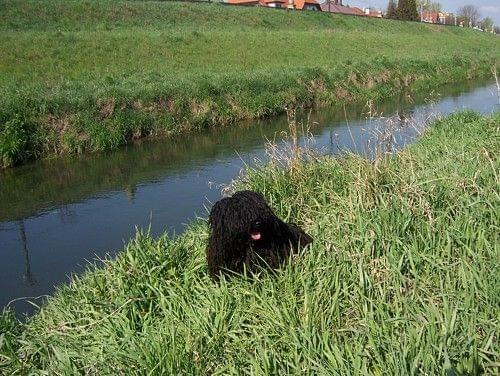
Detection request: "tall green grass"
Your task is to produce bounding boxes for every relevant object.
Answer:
[0,0,499,168]
[1,111,498,374]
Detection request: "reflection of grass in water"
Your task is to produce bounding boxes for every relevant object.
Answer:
[1,0,499,167]
[1,111,498,373]
[0,109,291,222]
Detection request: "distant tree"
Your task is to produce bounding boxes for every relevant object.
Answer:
[429,1,441,12]
[495,26,500,35]
[397,0,419,21]
[443,13,456,26]
[458,5,481,27]
[416,0,441,12]
[480,17,494,32]
[386,0,397,19]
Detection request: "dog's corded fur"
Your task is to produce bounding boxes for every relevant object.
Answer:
[206,190,312,279]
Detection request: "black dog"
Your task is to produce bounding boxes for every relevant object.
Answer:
[206,190,312,279]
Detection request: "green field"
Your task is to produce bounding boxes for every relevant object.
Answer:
[1,111,499,373]
[0,0,499,168]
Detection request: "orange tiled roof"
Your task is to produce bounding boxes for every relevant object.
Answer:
[293,0,320,10]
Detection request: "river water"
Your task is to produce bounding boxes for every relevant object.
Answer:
[0,79,498,315]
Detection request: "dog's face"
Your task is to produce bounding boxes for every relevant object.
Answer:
[249,219,262,241]
[246,215,282,249]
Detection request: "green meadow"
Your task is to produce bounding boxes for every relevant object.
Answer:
[1,111,498,374]
[0,0,499,167]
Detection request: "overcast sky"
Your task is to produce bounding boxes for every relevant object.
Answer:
[347,0,500,25]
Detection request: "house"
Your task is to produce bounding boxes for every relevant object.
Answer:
[291,0,321,11]
[225,0,320,10]
[420,11,447,24]
[320,3,365,17]
[363,7,382,18]
[261,0,286,8]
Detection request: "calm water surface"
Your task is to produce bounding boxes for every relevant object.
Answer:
[1,79,498,315]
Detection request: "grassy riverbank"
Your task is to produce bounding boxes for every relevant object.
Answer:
[1,111,499,373]
[1,0,499,168]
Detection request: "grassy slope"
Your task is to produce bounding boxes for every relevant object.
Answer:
[1,111,499,374]
[0,0,499,168]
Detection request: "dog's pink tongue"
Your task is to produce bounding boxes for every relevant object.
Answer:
[250,232,261,241]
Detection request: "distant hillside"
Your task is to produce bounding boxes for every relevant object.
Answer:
[0,0,499,167]
[0,0,462,32]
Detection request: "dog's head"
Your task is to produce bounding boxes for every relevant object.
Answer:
[209,190,278,245]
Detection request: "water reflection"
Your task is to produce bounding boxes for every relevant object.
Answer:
[17,220,35,287]
[0,78,497,315]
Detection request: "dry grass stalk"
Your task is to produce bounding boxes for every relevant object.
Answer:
[493,65,500,105]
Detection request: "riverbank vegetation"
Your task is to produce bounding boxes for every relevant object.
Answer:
[1,78,487,223]
[1,0,499,168]
[1,111,498,373]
